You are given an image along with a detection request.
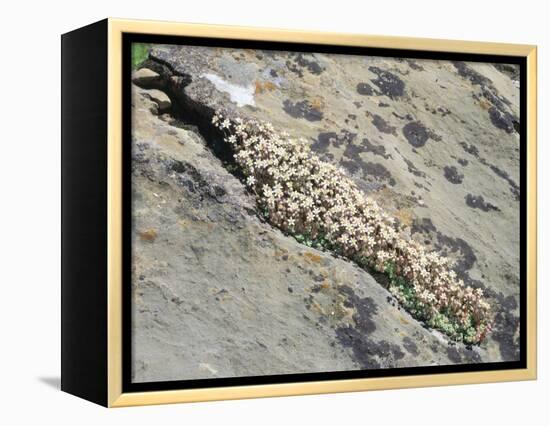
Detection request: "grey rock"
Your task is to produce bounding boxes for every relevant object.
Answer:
[132,67,161,87]
[140,88,171,113]
[131,44,522,381]
[131,87,481,383]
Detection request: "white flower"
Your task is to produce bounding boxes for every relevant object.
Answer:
[212,109,491,344]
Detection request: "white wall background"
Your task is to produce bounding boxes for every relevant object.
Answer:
[0,0,546,424]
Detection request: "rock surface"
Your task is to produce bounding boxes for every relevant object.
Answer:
[132,67,161,86]
[131,45,521,382]
[140,88,172,113]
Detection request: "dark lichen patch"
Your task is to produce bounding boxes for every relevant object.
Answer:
[133,142,152,165]
[460,347,482,363]
[410,217,436,235]
[361,138,391,159]
[443,166,464,184]
[402,121,429,148]
[212,185,227,198]
[356,82,374,96]
[406,59,424,71]
[313,130,357,154]
[392,112,414,121]
[465,194,500,212]
[378,102,390,108]
[166,157,229,204]
[335,286,405,369]
[488,106,518,134]
[411,217,477,283]
[336,327,407,369]
[482,87,513,110]
[479,86,519,133]
[335,327,379,368]
[491,305,520,361]
[494,63,520,81]
[340,159,360,175]
[452,61,492,86]
[467,281,520,362]
[371,114,397,135]
[369,66,405,99]
[293,53,324,75]
[427,128,442,142]
[425,105,451,117]
[503,294,518,311]
[283,99,323,121]
[402,336,419,356]
[455,63,518,134]
[338,286,378,333]
[458,158,469,166]
[460,142,480,157]
[487,166,520,201]
[170,159,211,193]
[394,148,425,178]
[344,142,365,159]
[320,152,335,162]
[446,346,462,363]
[403,158,426,178]
[285,59,304,78]
[340,157,396,187]
[311,132,337,153]
[459,142,519,201]
[362,162,394,184]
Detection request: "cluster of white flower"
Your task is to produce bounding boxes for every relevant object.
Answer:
[212,111,492,344]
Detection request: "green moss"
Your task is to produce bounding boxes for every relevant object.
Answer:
[131,43,150,69]
[281,226,485,344]
[377,260,483,344]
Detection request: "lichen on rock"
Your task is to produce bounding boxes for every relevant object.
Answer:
[129,44,521,381]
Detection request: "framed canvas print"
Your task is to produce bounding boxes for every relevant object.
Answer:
[61,18,537,407]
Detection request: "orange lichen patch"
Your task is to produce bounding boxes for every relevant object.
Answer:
[138,228,157,242]
[329,300,353,322]
[478,98,492,110]
[399,316,410,326]
[273,248,286,257]
[309,300,323,315]
[310,97,325,111]
[303,251,322,263]
[394,208,414,227]
[254,80,277,94]
[320,281,331,290]
[370,186,393,205]
[132,290,144,305]
[371,188,418,222]
[254,81,262,94]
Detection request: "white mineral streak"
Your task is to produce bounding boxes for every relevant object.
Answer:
[202,73,255,107]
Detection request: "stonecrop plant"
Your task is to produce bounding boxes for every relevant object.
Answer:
[212,111,492,344]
